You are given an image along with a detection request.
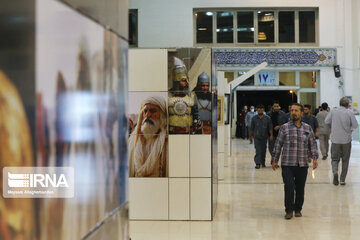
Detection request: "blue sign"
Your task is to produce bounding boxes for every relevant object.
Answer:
[258,72,276,85]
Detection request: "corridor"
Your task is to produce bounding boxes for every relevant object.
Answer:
[130,139,360,240]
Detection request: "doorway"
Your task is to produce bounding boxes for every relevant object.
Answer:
[236,90,297,114]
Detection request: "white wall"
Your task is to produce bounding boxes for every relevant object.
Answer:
[130,0,340,48]
[130,0,360,111]
[354,0,360,110]
[348,0,360,111]
[319,70,341,109]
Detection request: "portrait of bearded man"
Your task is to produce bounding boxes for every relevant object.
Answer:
[128,96,168,177]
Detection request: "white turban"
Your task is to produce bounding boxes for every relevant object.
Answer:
[134,95,167,142]
[140,96,167,114]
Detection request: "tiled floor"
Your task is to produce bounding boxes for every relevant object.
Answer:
[130,139,360,240]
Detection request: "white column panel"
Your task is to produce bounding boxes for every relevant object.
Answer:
[224,124,229,145]
[169,135,190,177]
[190,135,211,177]
[129,178,169,220]
[129,49,168,91]
[218,153,224,180]
[225,125,231,158]
[169,178,190,220]
[218,124,225,179]
[218,125,225,153]
[190,178,211,220]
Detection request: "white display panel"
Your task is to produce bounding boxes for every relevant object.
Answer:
[218,153,225,180]
[169,178,190,220]
[129,178,169,220]
[190,178,211,220]
[169,135,190,177]
[218,125,225,152]
[129,49,168,91]
[190,135,211,177]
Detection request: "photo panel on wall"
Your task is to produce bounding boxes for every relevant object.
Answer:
[0,70,37,239]
[35,0,129,239]
[128,91,169,177]
[116,35,130,206]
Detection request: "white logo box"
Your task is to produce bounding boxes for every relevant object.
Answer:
[3,167,74,198]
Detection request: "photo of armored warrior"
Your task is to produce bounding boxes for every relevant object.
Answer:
[192,72,212,134]
[168,57,201,134]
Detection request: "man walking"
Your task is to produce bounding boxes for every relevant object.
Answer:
[302,104,319,138]
[325,97,358,186]
[316,102,331,160]
[284,105,292,123]
[239,105,249,139]
[301,104,319,163]
[246,106,257,144]
[250,105,273,169]
[272,103,318,219]
[267,101,286,156]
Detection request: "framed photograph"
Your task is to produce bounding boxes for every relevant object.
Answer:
[224,94,230,125]
[217,96,224,125]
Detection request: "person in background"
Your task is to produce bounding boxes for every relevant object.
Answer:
[267,100,286,157]
[301,104,319,163]
[284,105,292,122]
[302,104,319,137]
[250,105,273,169]
[314,105,322,116]
[239,105,248,139]
[267,105,272,113]
[325,97,358,186]
[245,106,257,144]
[272,103,318,220]
[316,102,331,160]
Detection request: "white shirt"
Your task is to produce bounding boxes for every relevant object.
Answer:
[325,106,358,144]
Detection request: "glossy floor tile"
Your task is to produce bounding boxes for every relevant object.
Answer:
[130,139,360,240]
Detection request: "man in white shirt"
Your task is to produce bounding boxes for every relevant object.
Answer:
[316,102,331,160]
[245,106,257,144]
[325,97,358,186]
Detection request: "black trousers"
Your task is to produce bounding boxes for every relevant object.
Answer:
[254,138,267,165]
[281,166,308,212]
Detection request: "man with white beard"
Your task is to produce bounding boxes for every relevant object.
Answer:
[128,96,168,177]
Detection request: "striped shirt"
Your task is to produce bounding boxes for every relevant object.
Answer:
[273,121,319,167]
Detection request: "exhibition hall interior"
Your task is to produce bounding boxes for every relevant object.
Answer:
[1,0,360,239]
